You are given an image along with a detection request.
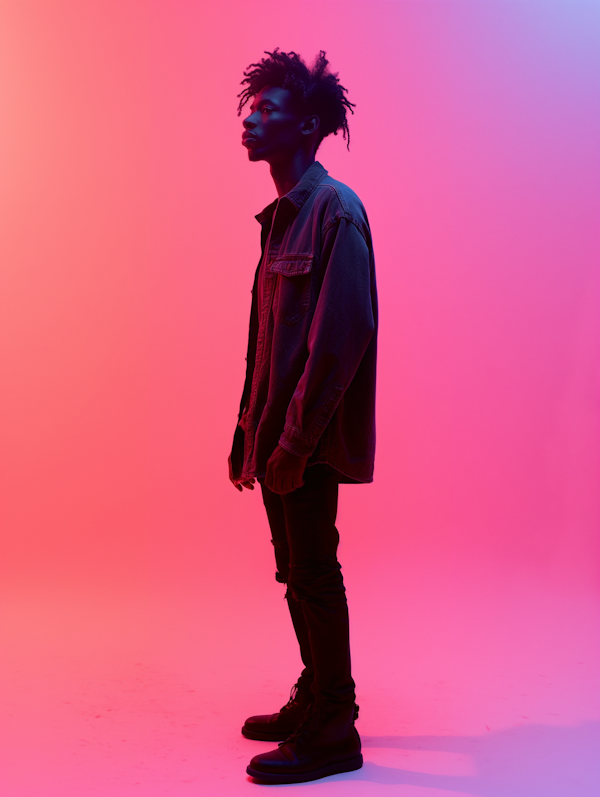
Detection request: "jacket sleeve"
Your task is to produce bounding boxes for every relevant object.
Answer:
[278,216,375,457]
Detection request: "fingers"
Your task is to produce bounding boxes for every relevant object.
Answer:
[232,479,255,492]
[266,465,283,494]
[266,468,301,495]
[264,453,307,495]
[273,473,294,495]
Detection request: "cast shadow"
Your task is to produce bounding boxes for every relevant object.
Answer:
[328,722,600,796]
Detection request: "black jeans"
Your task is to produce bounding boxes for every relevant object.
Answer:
[260,465,356,709]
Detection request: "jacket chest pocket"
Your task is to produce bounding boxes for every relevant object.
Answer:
[269,255,313,327]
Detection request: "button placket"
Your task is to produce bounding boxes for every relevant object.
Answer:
[242,204,282,473]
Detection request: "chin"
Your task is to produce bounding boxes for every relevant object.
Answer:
[247,149,266,162]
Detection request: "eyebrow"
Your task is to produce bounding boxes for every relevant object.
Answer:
[249,98,279,113]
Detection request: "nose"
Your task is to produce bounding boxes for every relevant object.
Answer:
[243,114,257,130]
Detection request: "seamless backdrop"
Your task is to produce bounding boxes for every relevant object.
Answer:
[1,2,599,796]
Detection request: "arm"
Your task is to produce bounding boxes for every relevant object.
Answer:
[265,216,375,492]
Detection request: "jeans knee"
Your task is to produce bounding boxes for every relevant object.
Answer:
[288,562,345,604]
[271,538,290,584]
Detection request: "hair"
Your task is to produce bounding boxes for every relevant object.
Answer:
[237,49,355,151]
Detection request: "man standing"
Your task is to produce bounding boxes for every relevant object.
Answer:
[229,49,378,784]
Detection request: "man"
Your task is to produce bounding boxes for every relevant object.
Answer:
[229,49,378,784]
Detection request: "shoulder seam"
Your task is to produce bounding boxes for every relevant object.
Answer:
[317,183,370,245]
[322,212,369,244]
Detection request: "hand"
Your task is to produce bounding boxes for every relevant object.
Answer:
[265,445,309,495]
[228,450,255,492]
[233,478,255,492]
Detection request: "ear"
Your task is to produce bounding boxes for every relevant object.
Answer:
[301,114,320,137]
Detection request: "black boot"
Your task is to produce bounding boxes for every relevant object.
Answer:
[246,701,361,783]
[241,682,314,742]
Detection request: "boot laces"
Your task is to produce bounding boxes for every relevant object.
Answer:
[278,702,359,747]
[279,703,320,748]
[279,682,300,714]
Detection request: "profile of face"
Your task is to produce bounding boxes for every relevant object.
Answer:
[242,85,319,165]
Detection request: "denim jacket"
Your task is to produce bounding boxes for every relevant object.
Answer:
[229,161,378,484]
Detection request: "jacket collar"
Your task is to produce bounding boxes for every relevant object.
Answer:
[255,161,328,224]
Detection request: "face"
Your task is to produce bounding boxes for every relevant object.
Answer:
[242,85,318,164]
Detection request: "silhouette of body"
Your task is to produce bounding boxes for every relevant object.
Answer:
[228,50,378,784]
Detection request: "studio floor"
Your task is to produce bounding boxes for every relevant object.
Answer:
[1,554,598,797]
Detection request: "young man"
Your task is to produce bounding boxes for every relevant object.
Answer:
[228,49,378,784]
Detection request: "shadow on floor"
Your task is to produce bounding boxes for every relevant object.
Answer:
[331,722,600,797]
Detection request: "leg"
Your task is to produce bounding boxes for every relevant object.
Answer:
[240,482,314,741]
[279,465,355,709]
[247,466,361,782]
[260,483,315,693]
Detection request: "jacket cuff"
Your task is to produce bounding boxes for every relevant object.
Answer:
[279,384,345,458]
[278,426,316,458]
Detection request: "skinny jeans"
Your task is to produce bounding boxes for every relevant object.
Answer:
[260,464,356,708]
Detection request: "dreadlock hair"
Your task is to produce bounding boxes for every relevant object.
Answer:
[237,49,355,151]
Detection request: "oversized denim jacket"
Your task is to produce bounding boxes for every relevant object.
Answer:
[229,161,378,484]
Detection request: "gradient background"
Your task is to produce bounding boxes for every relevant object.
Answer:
[1,1,599,795]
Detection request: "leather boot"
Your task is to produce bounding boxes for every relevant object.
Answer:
[246,701,361,783]
[242,682,314,742]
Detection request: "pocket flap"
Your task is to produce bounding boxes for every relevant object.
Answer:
[268,256,313,276]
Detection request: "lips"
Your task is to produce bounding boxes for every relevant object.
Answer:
[242,133,258,146]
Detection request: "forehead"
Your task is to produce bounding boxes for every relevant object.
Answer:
[250,85,295,111]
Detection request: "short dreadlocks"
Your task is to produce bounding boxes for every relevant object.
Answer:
[237,49,355,151]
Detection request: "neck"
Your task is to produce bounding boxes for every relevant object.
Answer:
[270,151,316,198]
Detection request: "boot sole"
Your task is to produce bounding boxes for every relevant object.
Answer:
[241,726,292,742]
[246,753,363,783]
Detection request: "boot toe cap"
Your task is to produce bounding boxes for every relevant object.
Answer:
[244,713,275,727]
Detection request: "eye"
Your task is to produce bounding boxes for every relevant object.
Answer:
[261,106,274,114]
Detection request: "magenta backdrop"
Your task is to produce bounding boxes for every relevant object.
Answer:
[1,2,599,796]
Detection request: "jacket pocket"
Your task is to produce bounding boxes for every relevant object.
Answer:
[269,255,313,327]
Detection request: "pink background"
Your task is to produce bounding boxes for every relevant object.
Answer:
[1,2,599,795]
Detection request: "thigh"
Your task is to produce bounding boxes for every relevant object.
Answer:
[281,465,340,568]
